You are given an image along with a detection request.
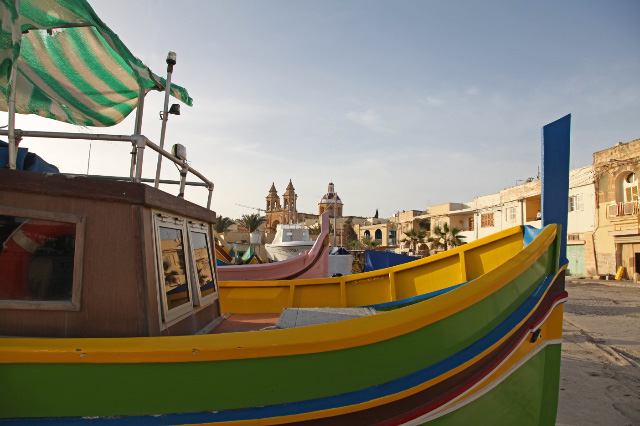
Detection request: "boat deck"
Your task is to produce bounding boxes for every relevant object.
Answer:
[208,313,280,334]
[209,308,378,334]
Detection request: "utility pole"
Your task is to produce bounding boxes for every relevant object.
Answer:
[333,192,337,247]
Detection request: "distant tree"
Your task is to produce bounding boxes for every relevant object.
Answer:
[429,225,446,252]
[343,218,358,246]
[348,239,365,250]
[418,220,430,230]
[429,223,466,251]
[401,228,427,252]
[236,213,265,234]
[447,225,466,248]
[309,221,333,235]
[362,236,380,250]
[213,216,235,234]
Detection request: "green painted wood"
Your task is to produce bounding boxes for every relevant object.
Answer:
[424,344,562,426]
[566,245,586,277]
[0,245,556,419]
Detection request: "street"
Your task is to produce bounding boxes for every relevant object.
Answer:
[557,279,640,426]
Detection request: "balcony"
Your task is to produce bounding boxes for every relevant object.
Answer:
[608,202,639,218]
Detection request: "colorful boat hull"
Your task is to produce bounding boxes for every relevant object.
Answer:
[0,224,566,425]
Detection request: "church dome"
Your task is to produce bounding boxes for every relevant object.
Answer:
[319,182,342,204]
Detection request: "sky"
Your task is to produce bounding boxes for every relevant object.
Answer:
[2,0,639,220]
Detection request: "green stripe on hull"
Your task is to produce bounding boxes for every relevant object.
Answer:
[0,247,555,418]
[425,344,562,426]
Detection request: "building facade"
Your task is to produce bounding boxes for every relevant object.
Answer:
[422,165,596,276]
[593,139,640,278]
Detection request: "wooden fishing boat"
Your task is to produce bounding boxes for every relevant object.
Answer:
[0,218,568,425]
[214,231,237,266]
[217,211,331,281]
[0,1,572,424]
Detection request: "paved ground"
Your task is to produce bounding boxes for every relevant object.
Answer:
[557,278,640,426]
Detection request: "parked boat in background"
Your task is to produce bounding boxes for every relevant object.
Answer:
[265,222,315,261]
[214,231,236,266]
[218,211,331,281]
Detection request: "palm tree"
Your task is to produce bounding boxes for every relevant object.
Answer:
[429,223,466,252]
[213,216,235,234]
[429,224,447,252]
[236,213,266,234]
[447,225,466,248]
[400,228,427,252]
[362,236,380,250]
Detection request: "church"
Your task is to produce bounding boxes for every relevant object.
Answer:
[265,181,345,233]
[265,179,299,232]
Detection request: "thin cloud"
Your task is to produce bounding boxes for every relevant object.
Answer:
[344,110,392,133]
[419,96,445,107]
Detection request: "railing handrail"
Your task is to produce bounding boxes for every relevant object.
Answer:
[0,128,214,209]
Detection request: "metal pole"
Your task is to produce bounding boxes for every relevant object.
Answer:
[134,136,146,183]
[154,51,176,188]
[130,86,146,179]
[333,191,337,247]
[207,184,214,210]
[7,0,20,170]
[178,161,188,198]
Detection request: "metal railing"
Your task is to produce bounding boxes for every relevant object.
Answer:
[0,128,214,209]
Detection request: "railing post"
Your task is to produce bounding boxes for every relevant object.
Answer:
[7,0,19,170]
[178,161,188,198]
[128,140,137,181]
[207,184,214,210]
[134,136,146,183]
[130,86,146,180]
[154,52,176,188]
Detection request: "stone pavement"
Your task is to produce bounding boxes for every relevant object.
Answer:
[557,278,640,425]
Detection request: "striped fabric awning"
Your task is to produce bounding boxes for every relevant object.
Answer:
[0,0,192,127]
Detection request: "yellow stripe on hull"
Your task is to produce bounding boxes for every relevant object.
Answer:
[219,226,524,313]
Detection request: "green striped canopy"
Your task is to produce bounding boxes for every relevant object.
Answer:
[0,0,192,127]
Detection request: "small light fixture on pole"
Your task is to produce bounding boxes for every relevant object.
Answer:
[154,51,177,189]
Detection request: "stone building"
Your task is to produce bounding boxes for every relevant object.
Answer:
[353,218,397,249]
[592,138,640,277]
[390,210,428,254]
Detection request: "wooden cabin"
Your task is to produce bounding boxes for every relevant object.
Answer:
[0,169,221,337]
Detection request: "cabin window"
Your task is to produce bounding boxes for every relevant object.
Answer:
[188,223,217,303]
[481,213,494,228]
[158,224,192,312]
[0,207,85,310]
[153,214,218,324]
